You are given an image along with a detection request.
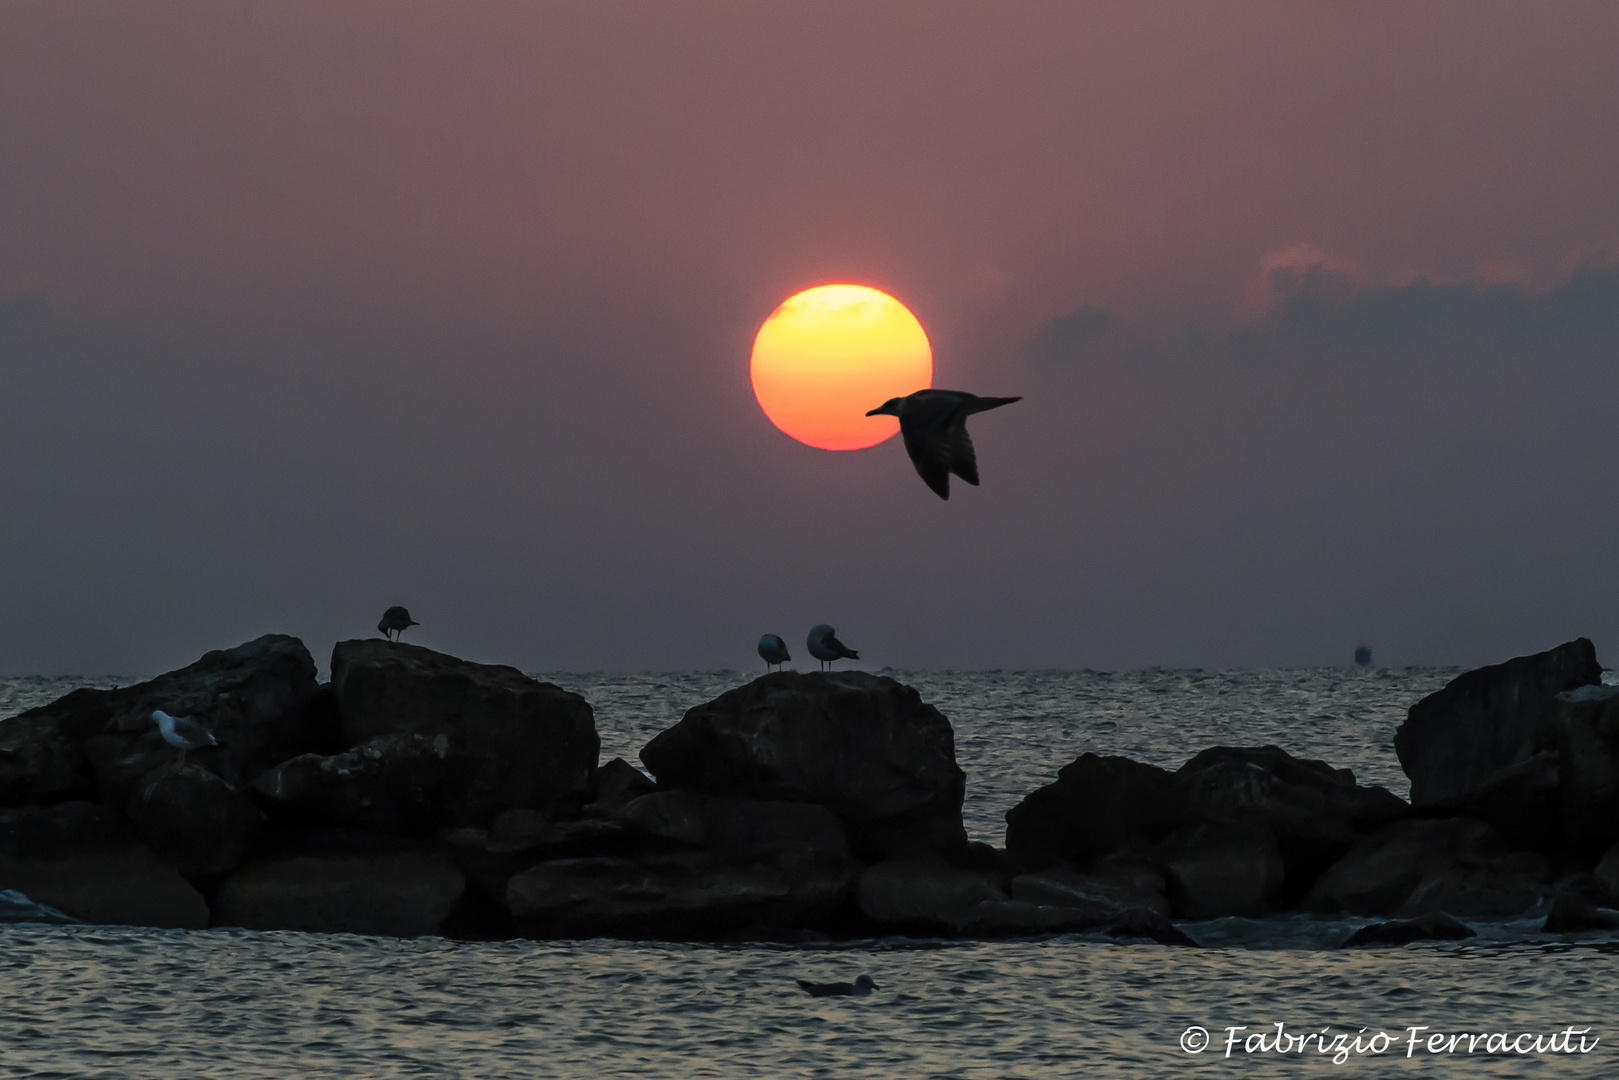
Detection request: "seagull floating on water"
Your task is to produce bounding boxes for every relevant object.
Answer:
[807,625,859,671]
[866,389,1021,500]
[378,606,419,641]
[151,709,221,767]
[758,633,791,672]
[796,974,879,997]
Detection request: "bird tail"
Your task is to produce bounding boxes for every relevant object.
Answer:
[796,980,815,993]
[965,395,1021,414]
[844,649,860,660]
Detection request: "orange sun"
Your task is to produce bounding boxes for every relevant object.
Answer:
[750,284,933,450]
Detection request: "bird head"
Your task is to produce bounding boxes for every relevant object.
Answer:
[855,975,879,990]
[865,398,902,417]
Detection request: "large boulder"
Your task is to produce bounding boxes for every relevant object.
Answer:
[11,635,333,808]
[1009,862,1171,919]
[330,640,598,825]
[0,712,96,806]
[1304,817,1550,918]
[124,762,266,878]
[856,859,1006,931]
[1159,820,1287,919]
[1394,639,1601,845]
[1341,911,1477,947]
[1004,744,1407,902]
[640,672,967,860]
[0,802,208,928]
[213,837,465,937]
[505,848,858,939]
[615,792,849,858]
[1004,754,1180,871]
[1548,685,1619,855]
[250,734,454,835]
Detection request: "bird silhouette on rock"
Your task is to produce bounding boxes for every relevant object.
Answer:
[866,389,1021,499]
[758,633,791,672]
[807,625,859,671]
[377,606,419,641]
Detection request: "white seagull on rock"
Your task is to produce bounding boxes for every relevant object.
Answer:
[151,709,221,767]
[758,633,791,672]
[866,389,1021,500]
[807,625,859,671]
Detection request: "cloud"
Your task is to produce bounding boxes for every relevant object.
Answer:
[1020,304,1116,367]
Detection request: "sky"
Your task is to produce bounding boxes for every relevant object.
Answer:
[2,2,1618,675]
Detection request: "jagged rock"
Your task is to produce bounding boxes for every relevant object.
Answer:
[583,758,657,816]
[0,888,81,924]
[125,761,266,878]
[0,713,95,806]
[19,635,333,808]
[214,840,465,937]
[0,802,208,928]
[1159,819,1287,919]
[616,792,849,858]
[1549,685,1619,854]
[331,640,598,824]
[1004,754,1179,871]
[1594,842,1619,900]
[251,733,453,834]
[1004,745,1406,900]
[1304,818,1549,918]
[1542,895,1619,933]
[640,672,967,860]
[1010,863,1171,919]
[506,849,858,938]
[1341,911,1477,947]
[856,859,1005,930]
[1394,638,1600,846]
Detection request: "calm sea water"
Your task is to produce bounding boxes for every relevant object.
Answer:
[4,667,1618,1078]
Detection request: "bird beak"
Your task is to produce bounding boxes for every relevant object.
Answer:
[865,404,891,416]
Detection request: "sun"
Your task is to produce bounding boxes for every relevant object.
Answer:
[750,284,933,451]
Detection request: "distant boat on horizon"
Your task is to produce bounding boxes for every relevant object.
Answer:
[1354,646,1372,667]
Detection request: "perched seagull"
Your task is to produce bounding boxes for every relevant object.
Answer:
[758,633,791,672]
[377,606,419,641]
[151,709,221,768]
[866,389,1022,500]
[807,625,859,671]
[796,974,880,998]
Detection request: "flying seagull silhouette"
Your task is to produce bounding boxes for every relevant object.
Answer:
[377,606,419,641]
[151,709,221,768]
[796,974,879,997]
[866,389,1021,499]
[807,625,858,671]
[758,633,791,672]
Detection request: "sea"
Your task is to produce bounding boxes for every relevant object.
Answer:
[3,667,1618,1079]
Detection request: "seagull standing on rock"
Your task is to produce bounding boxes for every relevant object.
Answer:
[377,606,419,641]
[758,634,791,672]
[866,389,1021,500]
[807,625,859,671]
[150,709,221,768]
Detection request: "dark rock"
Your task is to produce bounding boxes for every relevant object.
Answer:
[1010,863,1171,919]
[506,848,858,938]
[1549,685,1619,854]
[584,758,656,816]
[1305,818,1550,918]
[1341,911,1477,947]
[1394,638,1600,846]
[1594,842,1619,901]
[124,761,266,878]
[439,817,643,907]
[331,640,598,825]
[0,802,208,928]
[1105,908,1200,947]
[26,635,332,807]
[213,845,465,936]
[1159,819,1287,919]
[1003,754,1180,871]
[616,791,849,858]
[250,733,453,834]
[856,859,1005,931]
[1541,895,1619,933]
[640,672,966,860]
[0,713,96,806]
[0,888,81,924]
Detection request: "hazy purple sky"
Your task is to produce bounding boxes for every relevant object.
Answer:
[3,2,1618,674]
